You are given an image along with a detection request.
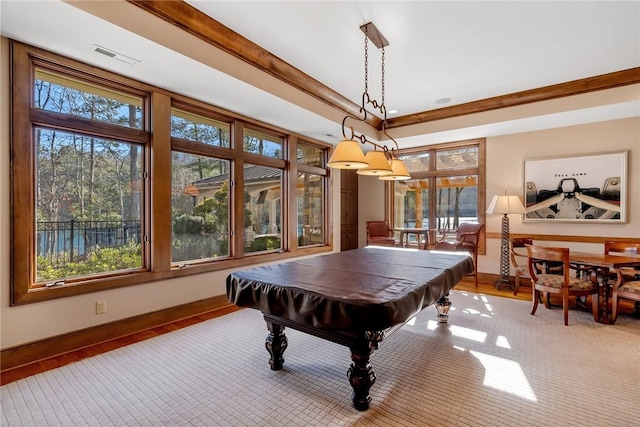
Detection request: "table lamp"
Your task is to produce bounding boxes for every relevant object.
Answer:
[486,193,526,289]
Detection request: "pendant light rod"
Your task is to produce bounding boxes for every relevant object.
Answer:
[327,22,410,181]
[346,22,400,157]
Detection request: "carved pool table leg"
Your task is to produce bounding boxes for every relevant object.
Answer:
[436,292,452,323]
[265,321,287,370]
[347,346,376,411]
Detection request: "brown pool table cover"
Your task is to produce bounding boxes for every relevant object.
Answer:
[226,247,474,332]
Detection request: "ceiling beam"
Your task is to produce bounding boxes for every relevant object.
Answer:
[127,1,640,132]
[126,0,382,130]
[386,67,640,129]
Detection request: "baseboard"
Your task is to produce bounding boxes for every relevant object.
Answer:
[1,295,235,372]
[478,272,502,285]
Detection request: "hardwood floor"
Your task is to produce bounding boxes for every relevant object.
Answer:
[1,278,634,386]
[456,277,533,302]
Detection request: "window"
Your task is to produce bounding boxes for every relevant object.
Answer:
[35,69,143,128]
[244,129,283,158]
[296,142,327,247]
[171,108,229,147]
[12,56,150,303]
[297,142,324,167]
[390,140,485,249]
[36,128,144,281]
[10,41,331,304]
[171,152,231,263]
[242,127,285,254]
[170,106,232,264]
[243,164,282,253]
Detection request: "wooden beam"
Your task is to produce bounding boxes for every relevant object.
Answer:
[386,68,640,128]
[125,0,381,129]
[126,2,640,131]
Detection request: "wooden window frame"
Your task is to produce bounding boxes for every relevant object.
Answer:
[10,41,332,305]
[387,138,487,254]
[295,140,330,248]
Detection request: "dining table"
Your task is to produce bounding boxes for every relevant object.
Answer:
[568,251,640,324]
[393,227,434,250]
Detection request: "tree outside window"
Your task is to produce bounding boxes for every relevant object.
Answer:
[391,140,485,246]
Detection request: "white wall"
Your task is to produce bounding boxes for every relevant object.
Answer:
[358,176,386,248]
[482,117,640,274]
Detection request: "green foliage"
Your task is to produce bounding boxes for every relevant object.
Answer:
[192,198,218,234]
[171,234,227,262]
[217,239,229,256]
[242,187,253,229]
[172,184,233,261]
[247,235,281,252]
[192,198,215,217]
[173,213,204,235]
[37,241,142,281]
[176,181,253,237]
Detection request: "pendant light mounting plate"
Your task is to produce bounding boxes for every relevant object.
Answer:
[359,22,389,49]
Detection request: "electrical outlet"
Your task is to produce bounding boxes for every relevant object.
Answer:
[96,300,107,314]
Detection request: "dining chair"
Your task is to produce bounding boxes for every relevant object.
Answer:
[365,220,396,247]
[604,241,640,324]
[526,245,599,326]
[511,237,533,296]
[434,223,484,287]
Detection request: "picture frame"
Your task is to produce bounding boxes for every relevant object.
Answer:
[522,151,627,223]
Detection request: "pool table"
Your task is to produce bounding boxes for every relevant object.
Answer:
[226,246,474,410]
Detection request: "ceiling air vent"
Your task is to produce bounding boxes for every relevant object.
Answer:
[92,45,140,66]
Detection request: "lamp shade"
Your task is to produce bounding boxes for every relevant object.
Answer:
[356,151,393,176]
[486,194,526,215]
[379,158,411,181]
[327,139,369,169]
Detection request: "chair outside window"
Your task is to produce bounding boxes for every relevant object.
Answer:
[511,237,533,296]
[604,241,640,324]
[366,221,396,247]
[434,223,484,287]
[527,245,599,326]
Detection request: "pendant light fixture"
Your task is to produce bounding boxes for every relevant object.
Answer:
[327,22,410,181]
[357,151,393,175]
[326,139,369,169]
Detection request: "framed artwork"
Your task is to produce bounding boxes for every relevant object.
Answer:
[523,151,627,223]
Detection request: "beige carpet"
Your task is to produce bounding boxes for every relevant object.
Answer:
[2,290,639,427]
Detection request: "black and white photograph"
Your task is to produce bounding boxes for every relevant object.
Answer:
[523,151,627,222]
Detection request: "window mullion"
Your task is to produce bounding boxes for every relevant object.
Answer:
[232,121,245,259]
[30,108,148,145]
[151,92,172,272]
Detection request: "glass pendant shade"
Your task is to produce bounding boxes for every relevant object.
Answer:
[379,159,411,181]
[327,139,369,169]
[356,151,393,175]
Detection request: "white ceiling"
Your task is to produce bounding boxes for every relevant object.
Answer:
[1,1,639,148]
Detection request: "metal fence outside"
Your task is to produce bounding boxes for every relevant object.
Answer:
[37,220,141,268]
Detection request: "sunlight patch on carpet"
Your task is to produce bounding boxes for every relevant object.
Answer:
[470,349,537,401]
[496,335,511,349]
[449,324,487,343]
